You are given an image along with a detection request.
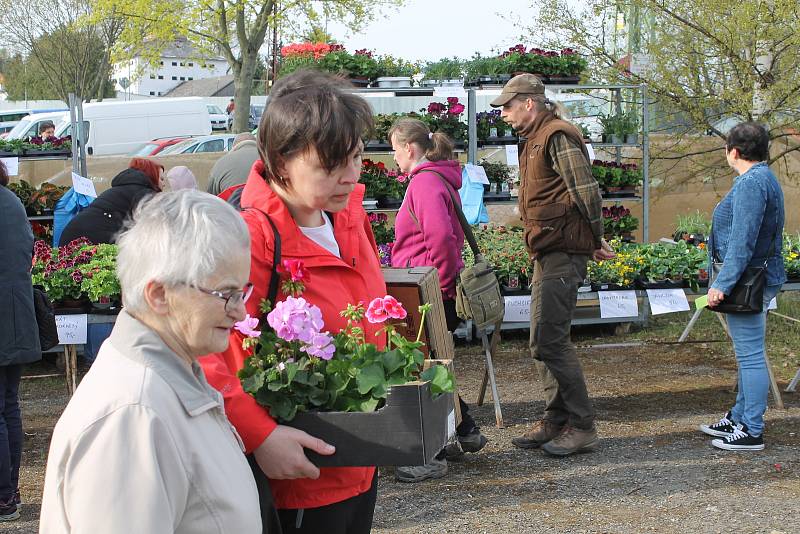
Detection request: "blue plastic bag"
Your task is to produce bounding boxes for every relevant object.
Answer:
[458,168,489,224]
[52,187,94,246]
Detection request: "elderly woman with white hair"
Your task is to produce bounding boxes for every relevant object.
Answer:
[39,191,262,533]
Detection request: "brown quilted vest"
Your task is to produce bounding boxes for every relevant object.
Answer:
[517,111,596,259]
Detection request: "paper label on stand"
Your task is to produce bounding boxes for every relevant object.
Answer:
[598,290,639,318]
[503,295,531,322]
[71,172,97,198]
[465,163,490,185]
[0,157,19,176]
[56,314,88,344]
[433,86,467,100]
[646,289,690,315]
[586,143,596,161]
[505,144,519,166]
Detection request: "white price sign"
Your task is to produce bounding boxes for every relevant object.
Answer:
[71,172,97,198]
[433,86,467,101]
[586,143,596,162]
[503,295,531,322]
[56,314,88,345]
[646,289,690,315]
[598,290,639,319]
[505,144,519,166]
[447,409,456,439]
[0,157,19,176]
[464,163,490,185]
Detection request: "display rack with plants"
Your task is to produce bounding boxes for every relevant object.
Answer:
[0,135,72,157]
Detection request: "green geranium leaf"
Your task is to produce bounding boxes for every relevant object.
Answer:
[381,349,405,374]
[356,363,386,395]
[421,365,455,396]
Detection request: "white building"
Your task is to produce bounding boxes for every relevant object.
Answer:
[113,37,229,97]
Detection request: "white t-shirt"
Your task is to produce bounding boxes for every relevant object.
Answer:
[299,211,341,258]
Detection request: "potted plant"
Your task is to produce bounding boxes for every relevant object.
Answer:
[480,160,513,199]
[673,210,711,245]
[22,135,72,157]
[591,160,608,191]
[0,138,24,156]
[622,110,639,144]
[587,245,639,290]
[463,225,531,294]
[421,57,464,87]
[464,54,506,86]
[602,205,638,239]
[368,213,395,246]
[278,42,345,77]
[783,234,800,282]
[237,262,455,466]
[619,163,642,196]
[375,55,418,88]
[78,244,121,309]
[548,48,586,83]
[31,238,98,310]
[603,162,624,193]
[420,98,467,143]
[371,113,404,147]
[598,114,620,144]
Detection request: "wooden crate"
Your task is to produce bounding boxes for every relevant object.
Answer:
[382,267,454,361]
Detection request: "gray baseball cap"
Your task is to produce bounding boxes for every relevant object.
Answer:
[489,74,546,107]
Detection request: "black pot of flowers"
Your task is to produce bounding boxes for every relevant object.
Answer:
[591,282,633,292]
[635,278,687,290]
[377,197,402,209]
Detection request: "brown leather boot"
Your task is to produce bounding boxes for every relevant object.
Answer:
[511,420,564,449]
[541,426,598,456]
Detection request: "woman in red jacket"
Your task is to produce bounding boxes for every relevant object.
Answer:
[199,71,384,533]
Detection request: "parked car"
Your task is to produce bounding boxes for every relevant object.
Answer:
[158,134,237,155]
[207,105,228,131]
[227,104,265,131]
[128,137,190,156]
[51,97,211,155]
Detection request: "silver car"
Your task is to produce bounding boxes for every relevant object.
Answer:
[159,134,237,155]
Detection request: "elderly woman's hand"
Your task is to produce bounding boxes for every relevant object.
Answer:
[253,425,335,480]
[707,287,725,308]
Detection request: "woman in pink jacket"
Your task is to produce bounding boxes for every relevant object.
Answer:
[389,118,487,482]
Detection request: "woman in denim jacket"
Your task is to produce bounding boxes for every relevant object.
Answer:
[700,122,785,451]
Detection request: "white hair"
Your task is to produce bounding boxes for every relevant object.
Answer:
[116,190,250,314]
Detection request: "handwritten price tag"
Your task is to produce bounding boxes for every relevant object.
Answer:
[505,144,519,166]
[464,163,490,185]
[598,290,639,319]
[0,157,19,176]
[646,289,690,315]
[503,295,531,322]
[56,314,88,345]
[71,172,97,198]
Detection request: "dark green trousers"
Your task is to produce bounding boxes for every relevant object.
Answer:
[529,251,595,430]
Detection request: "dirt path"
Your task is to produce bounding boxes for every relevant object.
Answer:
[7,334,800,533]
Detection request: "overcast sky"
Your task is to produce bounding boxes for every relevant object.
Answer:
[327,0,539,62]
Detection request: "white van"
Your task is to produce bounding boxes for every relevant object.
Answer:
[53,98,212,155]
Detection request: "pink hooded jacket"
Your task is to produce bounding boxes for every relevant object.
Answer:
[391,159,465,299]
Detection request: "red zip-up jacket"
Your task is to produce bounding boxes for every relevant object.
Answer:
[199,160,385,510]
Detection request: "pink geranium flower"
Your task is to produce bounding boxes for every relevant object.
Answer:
[382,296,407,320]
[279,259,310,283]
[234,314,261,337]
[301,332,336,360]
[267,296,324,343]
[365,296,407,323]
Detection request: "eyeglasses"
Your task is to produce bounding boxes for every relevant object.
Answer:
[191,282,254,312]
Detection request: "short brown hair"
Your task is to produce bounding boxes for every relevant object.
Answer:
[258,70,374,188]
[388,118,454,162]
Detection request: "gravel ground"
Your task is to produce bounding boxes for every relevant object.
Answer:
[7,331,800,533]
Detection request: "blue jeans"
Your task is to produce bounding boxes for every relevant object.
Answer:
[0,364,23,502]
[726,285,781,437]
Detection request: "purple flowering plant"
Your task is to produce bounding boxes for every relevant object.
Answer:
[238,260,454,421]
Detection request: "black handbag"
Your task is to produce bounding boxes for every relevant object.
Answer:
[33,286,60,351]
[709,230,774,315]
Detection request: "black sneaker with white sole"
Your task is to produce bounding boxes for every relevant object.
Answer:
[699,411,737,437]
[711,423,764,451]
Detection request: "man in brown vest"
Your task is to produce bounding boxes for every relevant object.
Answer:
[490,74,614,456]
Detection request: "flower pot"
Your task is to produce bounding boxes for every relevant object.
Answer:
[591,282,633,292]
[611,134,624,145]
[22,149,71,158]
[489,127,498,138]
[348,77,371,88]
[605,186,623,195]
[547,75,580,85]
[625,134,638,144]
[635,279,686,289]
[55,297,91,313]
[375,76,412,88]
[0,150,22,157]
[619,186,638,197]
[362,199,379,210]
[378,197,402,209]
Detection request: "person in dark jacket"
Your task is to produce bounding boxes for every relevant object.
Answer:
[0,161,42,521]
[59,158,164,246]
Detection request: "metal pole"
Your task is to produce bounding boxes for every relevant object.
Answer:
[76,99,87,178]
[467,89,477,164]
[68,93,79,175]
[641,84,650,243]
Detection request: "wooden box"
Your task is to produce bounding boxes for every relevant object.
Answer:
[382,267,454,361]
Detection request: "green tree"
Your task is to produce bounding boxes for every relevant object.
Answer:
[94,0,403,132]
[0,0,122,102]
[522,0,800,182]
